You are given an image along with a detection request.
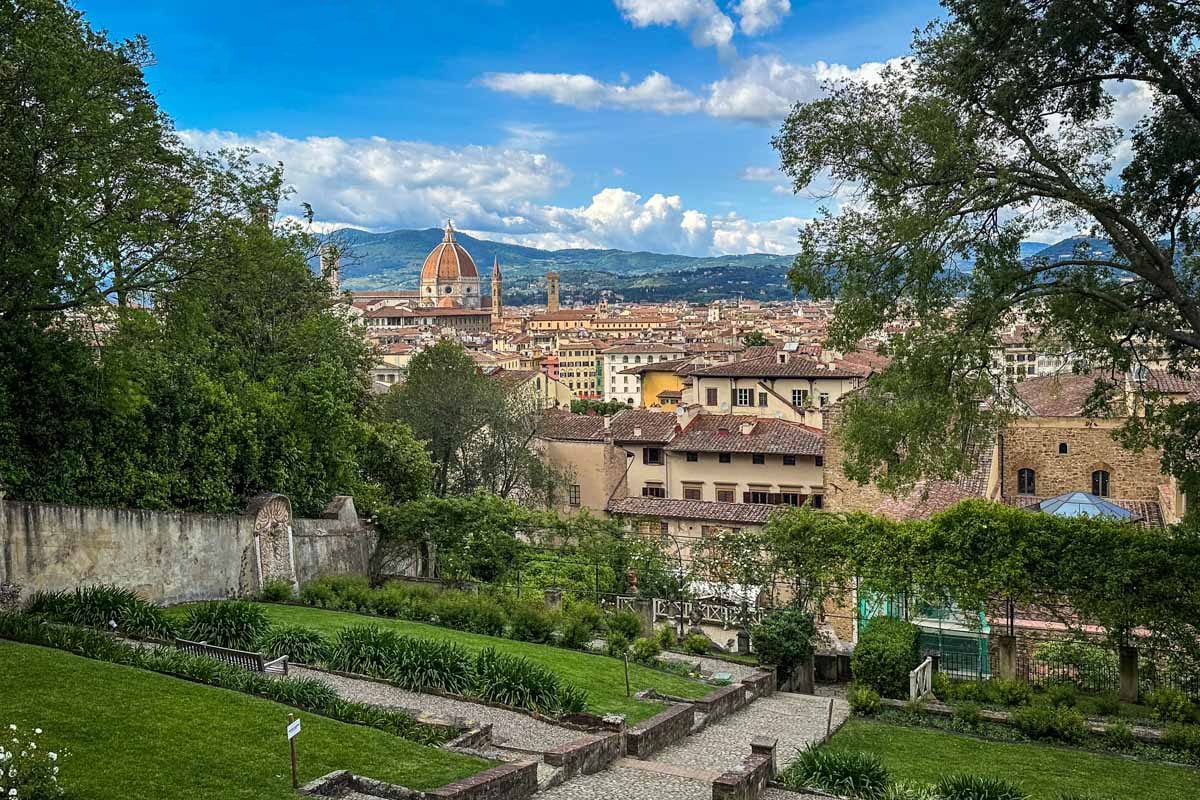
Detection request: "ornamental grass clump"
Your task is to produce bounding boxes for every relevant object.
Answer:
[933,774,1028,800]
[181,600,271,650]
[256,625,331,664]
[1,725,67,800]
[780,744,890,799]
[26,584,177,640]
[473,648,565,715]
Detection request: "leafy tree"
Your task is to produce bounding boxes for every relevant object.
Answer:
[742,330,769,347]
[751,608,819,682]
[357,421,433,512]
[569,399,626,416]
[774,0,1200,495]
[379,339,564,503]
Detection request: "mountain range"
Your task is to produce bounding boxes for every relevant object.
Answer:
[325,227,1110,303]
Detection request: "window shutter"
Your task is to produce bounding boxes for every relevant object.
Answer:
[742,492,751,503]
[769,493,781,505]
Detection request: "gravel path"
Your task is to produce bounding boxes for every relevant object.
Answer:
[649,691,849,774]
[291,666,587,753]
[656,650,760,683]
[537,765,828,800]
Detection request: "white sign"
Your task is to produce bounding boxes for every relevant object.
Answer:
[287,719,302,740]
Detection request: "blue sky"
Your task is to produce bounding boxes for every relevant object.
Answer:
[81,0,945,255]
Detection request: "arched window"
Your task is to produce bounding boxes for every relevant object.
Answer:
[1092,470,1110,497]
[1058,442,1069,455]
[1017,468,1036,495]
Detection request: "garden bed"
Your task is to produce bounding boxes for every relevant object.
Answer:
[0,641,491,800]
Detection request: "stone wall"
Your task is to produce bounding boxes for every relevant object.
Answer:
[625,703,695,759]
[693,683,751,724]
[426,761,538,800]
[543,732,624,782]
[0,495,374,605]
[1000,419,1166,500]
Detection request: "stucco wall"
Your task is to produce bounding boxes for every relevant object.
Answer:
[0,495,374,605]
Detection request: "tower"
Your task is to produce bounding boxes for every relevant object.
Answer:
[491,256,503,322]
[546,270,560,314]
[319,242,341,295]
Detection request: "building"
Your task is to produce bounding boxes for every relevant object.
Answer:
[534,412,628,517]
[601,343,688,405]
[558,339,602,398]
[420,221,482,309]
[546,271,560,314]
[686,347,870,428]
[488,367,574,410]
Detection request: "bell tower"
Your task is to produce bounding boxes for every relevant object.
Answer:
[546,271,560,314]
[491,256,503,322]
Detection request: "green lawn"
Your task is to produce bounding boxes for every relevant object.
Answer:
[250,602,712,721]
[826,719,1200,800]
[0,642,489,800]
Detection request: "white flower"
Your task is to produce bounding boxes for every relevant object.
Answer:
[48,752,57,761]
[32,729,40,736]
[7,789,14,797]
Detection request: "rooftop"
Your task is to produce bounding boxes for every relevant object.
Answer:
[608,408,680,443]
[606,496,775,524]
[667,415,823,455]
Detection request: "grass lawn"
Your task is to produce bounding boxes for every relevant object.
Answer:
[250,602,713,722]
[0,642,489,800]
[826,719,1200,800]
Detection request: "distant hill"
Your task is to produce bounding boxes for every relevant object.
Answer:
[326,227,796,291]
[326,227,1119,303]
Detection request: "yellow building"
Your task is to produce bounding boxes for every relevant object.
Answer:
[618,358,693,409]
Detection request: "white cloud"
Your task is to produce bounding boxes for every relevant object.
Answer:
[614,0,735,52]
[730,0,791,35]
[181,129,799,256]
[705,54,909,123]
[478,71,702,113]
[740,166,781,182]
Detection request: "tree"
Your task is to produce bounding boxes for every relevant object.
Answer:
[379,339,564,503]
[742,330,769,347]
[356,421,433,513]
[773,1,1200,496]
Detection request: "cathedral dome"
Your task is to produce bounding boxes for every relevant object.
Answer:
[421,221,479,282]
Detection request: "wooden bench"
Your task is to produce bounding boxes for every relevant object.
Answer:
[174,638,289,675]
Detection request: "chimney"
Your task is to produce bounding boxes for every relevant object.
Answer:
[740,422,754,435]
[633,426,642,437]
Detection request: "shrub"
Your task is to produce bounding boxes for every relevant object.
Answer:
[931,672,951,701]
[473,648,568,715]
[605,632,631,658]
[751,607,817,680]
[951,701,982,728]
[657,623,677,650]
[1145,687,1194,723]
[848,684,881,716]
[506,600,557,643]
[26,584,177,639]
[299,575,373,611]
[1011,704,1087,743]
[683,633,712,656]
[1103,720,1135,749]
[933,774,1028,800]
[948,681,987,704]
[1041,681,1079,708]
[299,578,339,608]
[259,579,294,602]
[181,601,270,650]
[256,625,331,664]
[630,636,661,665]
[780,744,889,799]
[560,600,603,650]
[608,609,643,642]
[0,725,68,799]
[327,625,403,676]
[388,636,474,695]
[1162,722,1200,757]
[986,679,1033,707]
[851,617,921,699]
[1077,691,1121,718]
[1032,640,1116,690]
[432,592,508,637]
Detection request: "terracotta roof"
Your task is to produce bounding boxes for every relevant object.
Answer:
[606,496,775,524]
[488,368,539,391]
[667,415,823,455]
[420,223,479,281]
[656,389,683,400]
[619,358,694,375]
[608,409,679,443]
[867,444,994,520]
[601,343,688,355]
[536,410,608,441]
[692,352,868,379]
[1010,495,1164,528]
[1144,369,1200,396]
[1014,373,1111,417]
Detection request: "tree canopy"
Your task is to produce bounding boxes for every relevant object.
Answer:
[774,0,1200,496]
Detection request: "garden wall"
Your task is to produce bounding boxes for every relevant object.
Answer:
[0,494,377,605]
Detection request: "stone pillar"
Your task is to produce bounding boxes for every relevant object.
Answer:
[544,589,563,611]
[750,737,778,778]
[995,635,1018,681]
[737,629,751,655]
[633,598,655,638]
[1119,645,1139,703]
[791,653,815,695]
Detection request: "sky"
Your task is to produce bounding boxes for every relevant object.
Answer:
[81,0,948,255]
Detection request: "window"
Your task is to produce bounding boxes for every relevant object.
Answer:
[660,521,670,536]
[643,447,664,465]
[705,387,718,406]
[758,392,768,407]
[783,455,796,466]
[686,452,699,462]
[780,492,803,506]
[818,392,830,407]
[735,388,754,406]
[1058,442,1069,455]
[747,489,773,505]
[1017,468,1037,495]
[716,486,736,503]
[641,484,666,498]
[1092,470,1110,497]
[815,455,824,467]
[752,453,766,465]
[812,495,824,509]
[683,484,703,501]
[791,389,809,407]
[719,452,731,464]
[568,484,581,507]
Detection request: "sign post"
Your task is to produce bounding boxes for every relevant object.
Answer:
[286,714,301,788]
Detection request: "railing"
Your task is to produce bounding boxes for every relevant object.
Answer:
[601,595,766,629]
